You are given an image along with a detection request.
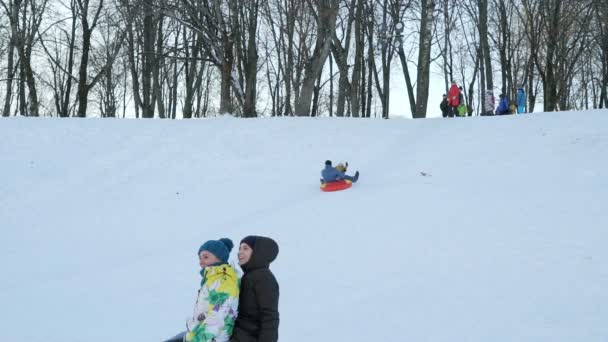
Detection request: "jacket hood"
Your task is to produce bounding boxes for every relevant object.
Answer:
[242,236,279,273]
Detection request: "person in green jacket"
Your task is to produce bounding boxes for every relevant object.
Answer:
[457,103,467,117]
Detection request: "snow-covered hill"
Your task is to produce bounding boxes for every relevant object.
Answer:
[1,111,607,341]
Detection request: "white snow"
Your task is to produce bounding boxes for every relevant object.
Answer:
[1,111,607,341]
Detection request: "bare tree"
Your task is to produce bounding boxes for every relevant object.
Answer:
[330,0,356,117]
[74,0,105,117]
[490,0,516,97]
[518,0,594,111]
[237,0,260,117]
[294,0,339,116]
[594,0,608,108]
[1,0,48,116]
[0,0,17,116]
[413,0,436,118]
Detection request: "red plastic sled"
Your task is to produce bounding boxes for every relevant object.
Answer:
[320,179,352,192]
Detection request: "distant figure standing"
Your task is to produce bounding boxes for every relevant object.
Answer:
[458,86,464,108]
[483,90,495,116]
[516,87,526,114]
[509,100,517,115]
[447,81,461,117]
[457,103,467,117]
[440,94,449,118]
[496,94,510,115]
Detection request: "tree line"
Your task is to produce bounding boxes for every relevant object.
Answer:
[0,0,606,118]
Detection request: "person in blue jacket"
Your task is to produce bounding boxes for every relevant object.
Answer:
[495,94,510,115]
[321,160,359,183]
[516,87,526,114]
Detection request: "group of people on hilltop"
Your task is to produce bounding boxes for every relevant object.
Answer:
[441,81,528,117]
[164,236,280,342]
[440,81,472,117]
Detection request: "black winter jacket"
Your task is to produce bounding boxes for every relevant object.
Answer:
[231,237,279,342]
[440,99,448,115]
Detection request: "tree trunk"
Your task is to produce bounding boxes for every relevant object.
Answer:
[243,0,259,118]
[527,55,535,113]
[597,1,608,108]
[542,1,561,111]
[414,0,436,118]
[283,0,296,116]
[2,14,15,117]
[142,0,155,118]
[60,7,78,118]
[220,30,234,114]
[350,0,364,118]
[479,0,493,92]
[76,27,92,117]
[126,20,141,118]
[18,58,26,115]
[153,16,166,119]
[75,0,105,118]
[22,45,40,116]
[294,0,338,116]
[497,0,509,96]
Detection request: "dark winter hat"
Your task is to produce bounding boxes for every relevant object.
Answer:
[325,160,332,166]
[198,238,234,263]
[240,235,258,249]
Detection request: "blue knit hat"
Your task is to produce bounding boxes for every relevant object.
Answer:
[198,238,234,263]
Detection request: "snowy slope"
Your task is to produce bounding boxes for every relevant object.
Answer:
[1,111,607,342]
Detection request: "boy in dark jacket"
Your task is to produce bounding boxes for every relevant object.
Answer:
[231,236,280,342]
[440,94,448,118]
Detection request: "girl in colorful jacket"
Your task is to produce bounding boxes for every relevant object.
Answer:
[164,238,240,342]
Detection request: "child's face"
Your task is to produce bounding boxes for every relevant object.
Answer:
[199,251,220,267]
[238,243,253,266]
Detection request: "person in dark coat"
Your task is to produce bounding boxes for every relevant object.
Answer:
[231,236,280,342]
[458,86,464,108]
[440,94,449,118]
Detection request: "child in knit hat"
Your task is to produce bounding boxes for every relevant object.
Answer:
[164,238,240,342]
